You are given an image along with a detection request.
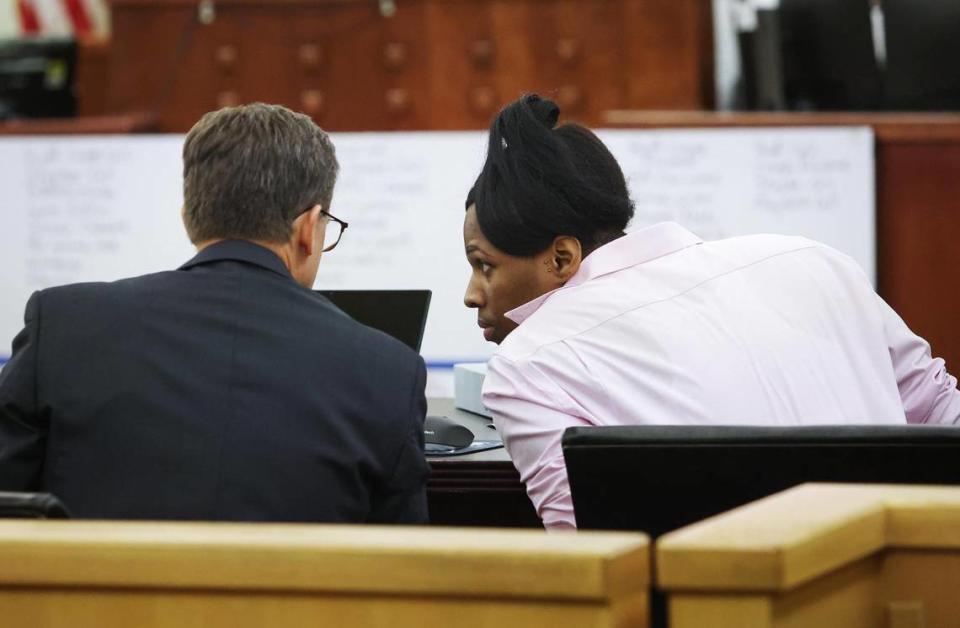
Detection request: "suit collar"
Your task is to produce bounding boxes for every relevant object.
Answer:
[179,240,293,279]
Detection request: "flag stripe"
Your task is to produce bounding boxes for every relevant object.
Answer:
[63,0,93,35]
[18,0,41,33]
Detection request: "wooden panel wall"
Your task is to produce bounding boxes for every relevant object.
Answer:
[75,37,111,117]
[876,139,960,386]
[102,0,713,131]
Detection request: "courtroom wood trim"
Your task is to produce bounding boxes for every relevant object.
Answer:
[668,554,887,628]
[697,1,716,110]
[76,37,111,116]
[603,110,960,142]
[881,551,960,627]
[656,484,960,593]
[886,505,960,548]
[0,521,647,599]
[0,588,650,628]
[669,594,772,628]
[0,113,159,135]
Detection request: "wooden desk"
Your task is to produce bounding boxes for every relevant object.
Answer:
[0,520,649,628]
[604,111,960,380]
[426,398,541,528]
[656,483,960,628]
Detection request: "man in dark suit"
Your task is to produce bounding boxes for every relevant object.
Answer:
[0,103,429,523]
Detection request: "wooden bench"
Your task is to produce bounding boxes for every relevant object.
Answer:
[657,483,960,628]
[0,521,648,628]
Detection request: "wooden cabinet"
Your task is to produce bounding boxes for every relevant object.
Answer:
[425,399,541,529]
[102,0,713,131]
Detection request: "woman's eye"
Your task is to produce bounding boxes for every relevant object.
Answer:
[479,262,492,274]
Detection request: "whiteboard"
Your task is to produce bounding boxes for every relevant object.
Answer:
[0,127,874,368]
[601,127,875,274]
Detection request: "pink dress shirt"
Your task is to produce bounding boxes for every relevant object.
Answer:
[482,223,960,530]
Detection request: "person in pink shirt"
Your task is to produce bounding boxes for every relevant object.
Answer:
[463,94,960,531]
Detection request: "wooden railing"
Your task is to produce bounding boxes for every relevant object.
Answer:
[657,483,960,628]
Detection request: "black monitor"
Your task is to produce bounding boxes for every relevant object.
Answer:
[882,0,960,110]
[0,37,77,120]
[317,289,431,353]
[776,0,882,110]
[564,424,960,537]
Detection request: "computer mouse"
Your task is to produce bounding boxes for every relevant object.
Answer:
[424,415,475,449]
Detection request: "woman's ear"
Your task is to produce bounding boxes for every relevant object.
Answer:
[550,236,582,282]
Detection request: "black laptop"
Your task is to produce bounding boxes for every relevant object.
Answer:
[317,289,431,352]
[318,289,500,456]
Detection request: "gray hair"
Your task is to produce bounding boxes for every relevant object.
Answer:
[182,103,339,244]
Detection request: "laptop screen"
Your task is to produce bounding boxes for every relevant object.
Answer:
[317,290,431,352]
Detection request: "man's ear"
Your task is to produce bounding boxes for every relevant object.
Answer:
[293,204,324,256]
[550,235,583,282]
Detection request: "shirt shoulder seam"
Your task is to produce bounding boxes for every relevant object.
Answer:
[504,242,824,362]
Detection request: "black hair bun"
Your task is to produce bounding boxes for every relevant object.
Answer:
[525,94,560,130]
[469,92,634,257]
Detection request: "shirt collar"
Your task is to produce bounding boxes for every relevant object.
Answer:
[505,222,703,325]
[179,240,293,279]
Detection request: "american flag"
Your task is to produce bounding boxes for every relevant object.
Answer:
[1,0,109,38]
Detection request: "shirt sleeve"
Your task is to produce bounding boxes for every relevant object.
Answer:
[483,349,595,531]
[0,291,47,490]
[878,295,960,424]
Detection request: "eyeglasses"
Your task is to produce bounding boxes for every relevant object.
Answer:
[320,210,348,252]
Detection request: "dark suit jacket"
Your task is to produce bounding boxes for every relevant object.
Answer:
[0,240,429,523]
